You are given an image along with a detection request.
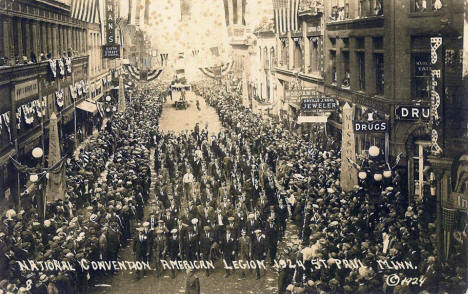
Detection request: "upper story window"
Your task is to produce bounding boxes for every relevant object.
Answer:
[359,0,383,17]
[411,36,431,101]
[329,0,350,21]
[412,0,443,12]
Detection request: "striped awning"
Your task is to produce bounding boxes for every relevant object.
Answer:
[71,0,101,23]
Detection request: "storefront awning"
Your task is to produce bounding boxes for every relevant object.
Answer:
[76,100,98,115]
[297,115,328,124]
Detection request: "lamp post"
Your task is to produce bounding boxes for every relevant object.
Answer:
[31,147,46,219]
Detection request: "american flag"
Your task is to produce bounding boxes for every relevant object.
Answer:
[273,0,299,34]
[222,0,247,26]
[71,0,100,23]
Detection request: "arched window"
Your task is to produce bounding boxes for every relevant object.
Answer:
[270,47,276,68]
[264,47,269,69]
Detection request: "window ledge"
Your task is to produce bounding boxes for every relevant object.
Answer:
[408,11,443,18]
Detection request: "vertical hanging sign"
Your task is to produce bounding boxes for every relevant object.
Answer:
[103,0,120,58]
[430,37,443,156]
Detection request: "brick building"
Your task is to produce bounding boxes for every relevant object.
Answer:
[266,0,466,261]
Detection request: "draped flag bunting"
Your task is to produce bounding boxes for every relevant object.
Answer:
[123,65,163,82]
[146,69,163,81]
[56,89,64,108]
[57,59,65,77]
[199,62,234,79]
[160,53,168,66]
[1,112,11,141]
[49,59,57,78]
[210,47,220,57]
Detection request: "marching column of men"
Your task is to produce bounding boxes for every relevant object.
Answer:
[131,121,290,280]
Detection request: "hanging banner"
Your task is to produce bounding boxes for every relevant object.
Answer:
[340,103,358,192]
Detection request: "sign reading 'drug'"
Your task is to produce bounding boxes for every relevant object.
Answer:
[394,105,430,121]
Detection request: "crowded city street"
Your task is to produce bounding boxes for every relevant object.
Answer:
[0,0,467,294]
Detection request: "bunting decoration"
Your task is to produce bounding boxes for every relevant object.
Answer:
[123,65,163,82]
[69,85,77,100]
[146,69,163,81]
[56,89,64,108]
[199,61,234,80]
[1,112,11,140]
[16,107,22,129]
[57,59,65,77]
[160,53,168,66]
[82,80,88,94]
[65,57,72,74]
[49,59,57,78]
[41,96,47,116]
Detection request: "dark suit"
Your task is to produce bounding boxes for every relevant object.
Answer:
[221,233,237,275]
[251,235,267,278]
[265,222,279,263]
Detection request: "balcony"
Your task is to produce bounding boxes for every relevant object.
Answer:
[328,0,383,24]
[298,0,324,17]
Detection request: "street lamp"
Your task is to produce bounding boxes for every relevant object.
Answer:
[32,147,44,159]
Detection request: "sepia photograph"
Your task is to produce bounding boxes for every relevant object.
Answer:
[0,0,467,293]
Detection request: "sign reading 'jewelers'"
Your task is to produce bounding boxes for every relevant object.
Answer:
[301,97,338,111]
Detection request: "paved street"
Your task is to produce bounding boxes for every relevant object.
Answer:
[88,95,297,294]
[159,93,223,135]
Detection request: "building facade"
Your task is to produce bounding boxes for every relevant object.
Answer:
[263,0,466,261]
[0,0,122,209]
[251,18,278,118]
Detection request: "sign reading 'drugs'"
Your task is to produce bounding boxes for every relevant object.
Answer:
[353,120,388,133]
[395,105,430,121]
[301,97,338,111]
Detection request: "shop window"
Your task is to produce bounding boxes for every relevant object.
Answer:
[357,52,365,90]
[375,53,384,94]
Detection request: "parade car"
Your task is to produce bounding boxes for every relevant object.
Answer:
[171,83,191,110]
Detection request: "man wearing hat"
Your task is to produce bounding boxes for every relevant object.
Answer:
[221,226,237,278]
[186,225,199,262]
[226,216,239,240]
[133,226,148,280]
[251,229,266,279]
[246,214,259,241]
[153,229,167,277]
[199,226,214,276]
[167,229,180,279]
[265,216,280,265]
[238,230,251,278]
